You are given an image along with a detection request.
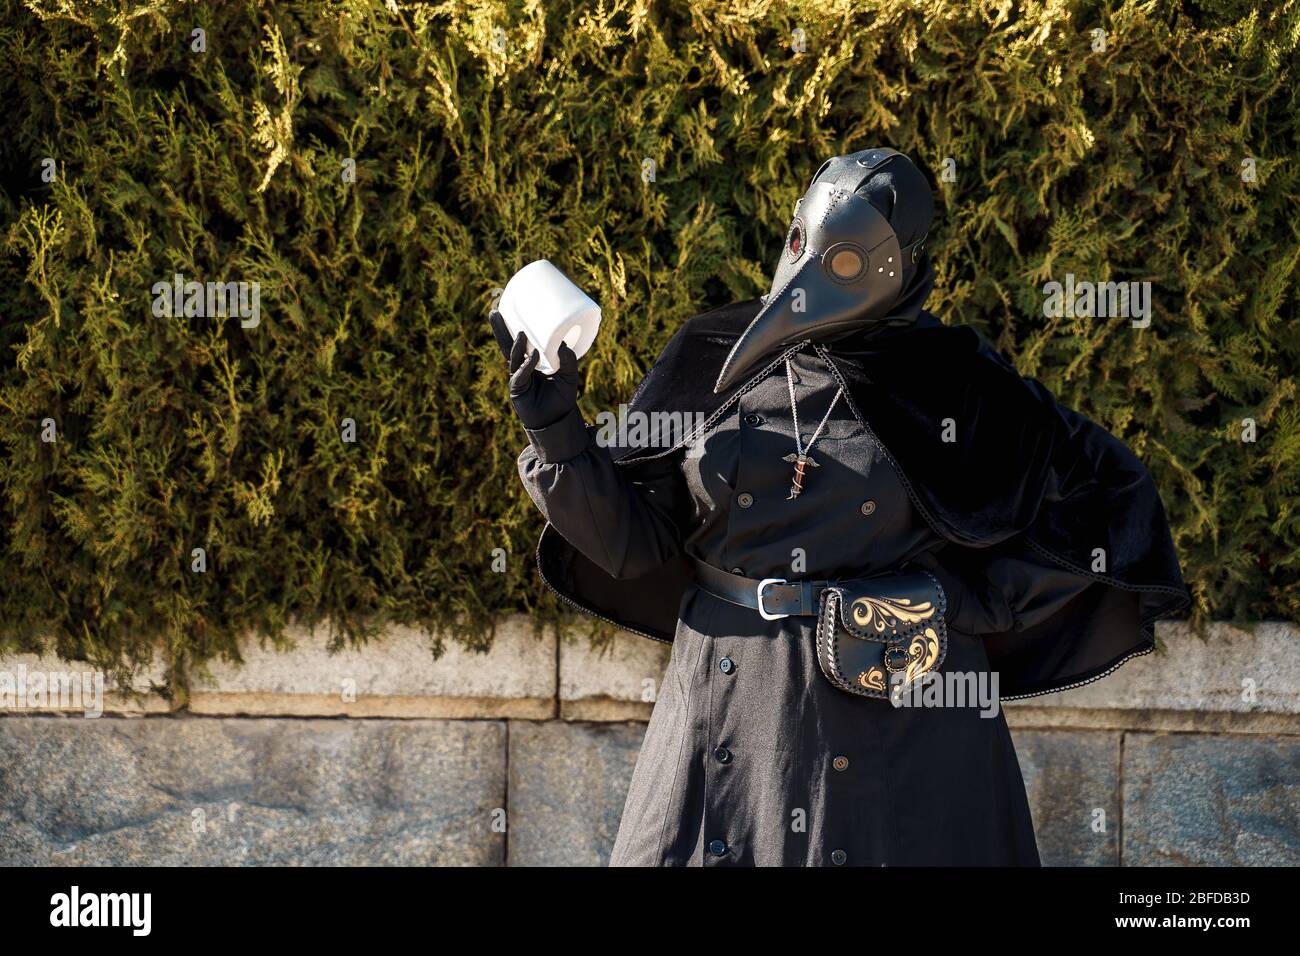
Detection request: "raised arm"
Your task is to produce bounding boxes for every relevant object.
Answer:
[492,312,686,579]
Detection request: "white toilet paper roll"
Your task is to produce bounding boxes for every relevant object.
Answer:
[498,260,602,374]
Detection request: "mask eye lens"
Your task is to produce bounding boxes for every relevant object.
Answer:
[829,247,864,281]
[789,227,803,256]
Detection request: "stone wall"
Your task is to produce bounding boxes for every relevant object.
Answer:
[1,620,1296,866]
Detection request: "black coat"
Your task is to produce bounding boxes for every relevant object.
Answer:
[518,299,1189,866]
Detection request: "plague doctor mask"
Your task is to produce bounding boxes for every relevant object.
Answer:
[714,148,933,393]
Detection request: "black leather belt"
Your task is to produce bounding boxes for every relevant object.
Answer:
[692,560,832,620]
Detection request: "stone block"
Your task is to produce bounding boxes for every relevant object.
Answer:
[1009,621,1300,718]
[0,716,507,865]
[1122,731,1300,865]
[558,630,670,721]
[1012,729,1122,866]
[0,652,171,715]
[189,616,555,718]
[506,720,644,865]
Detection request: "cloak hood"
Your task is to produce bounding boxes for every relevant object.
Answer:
[536,299,1190,700]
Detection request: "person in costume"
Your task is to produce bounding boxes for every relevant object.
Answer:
[490,148,1189,867]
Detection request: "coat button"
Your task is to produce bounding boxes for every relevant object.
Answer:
[719,657,735,674]
[709,839,728,856]
[860,500,877,516]
[831,849,847,865]
[832,755,849,772]
[715,746,732,764]
[737,493,754,508]
[743,413,763,427]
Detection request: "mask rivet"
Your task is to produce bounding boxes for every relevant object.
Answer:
[889,271,895,277]
[877,267,884,273]
[888,256,894,263]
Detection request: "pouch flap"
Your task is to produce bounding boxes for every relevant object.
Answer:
[835,572,947,642]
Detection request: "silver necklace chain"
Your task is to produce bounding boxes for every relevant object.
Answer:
[785,358,842,458]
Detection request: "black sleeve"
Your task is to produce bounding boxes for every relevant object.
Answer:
[517,407,688,580]
[914,543,1095,636]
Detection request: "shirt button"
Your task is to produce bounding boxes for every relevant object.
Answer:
[715,746,732,764]
[737,493,754,509]
[831,849,847,865]
[719,657,735,674]
[709,839,728,856]
[743,413,763,427]
[832,755,849,772]
[860,500,877,516]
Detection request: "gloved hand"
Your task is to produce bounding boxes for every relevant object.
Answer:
[490,310,580,431]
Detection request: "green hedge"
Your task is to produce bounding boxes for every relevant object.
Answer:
[1,0,1297,683]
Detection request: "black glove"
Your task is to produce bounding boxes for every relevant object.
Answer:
[489,309,580,431]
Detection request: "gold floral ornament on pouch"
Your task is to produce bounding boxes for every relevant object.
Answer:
[814,571,948,702]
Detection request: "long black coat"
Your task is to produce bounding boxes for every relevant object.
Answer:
[518,300,1189,866]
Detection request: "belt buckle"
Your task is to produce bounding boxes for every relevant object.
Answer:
[756,578,790,621]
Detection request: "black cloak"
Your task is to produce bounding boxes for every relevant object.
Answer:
[536,297,1190,700]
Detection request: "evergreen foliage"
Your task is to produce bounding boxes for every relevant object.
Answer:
[1,0,1296,683]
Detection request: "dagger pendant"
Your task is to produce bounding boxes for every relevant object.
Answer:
[783,452,819,499]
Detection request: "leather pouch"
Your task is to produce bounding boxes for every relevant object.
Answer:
[814,571,948,702]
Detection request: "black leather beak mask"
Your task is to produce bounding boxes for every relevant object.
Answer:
[714,148,930,393]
